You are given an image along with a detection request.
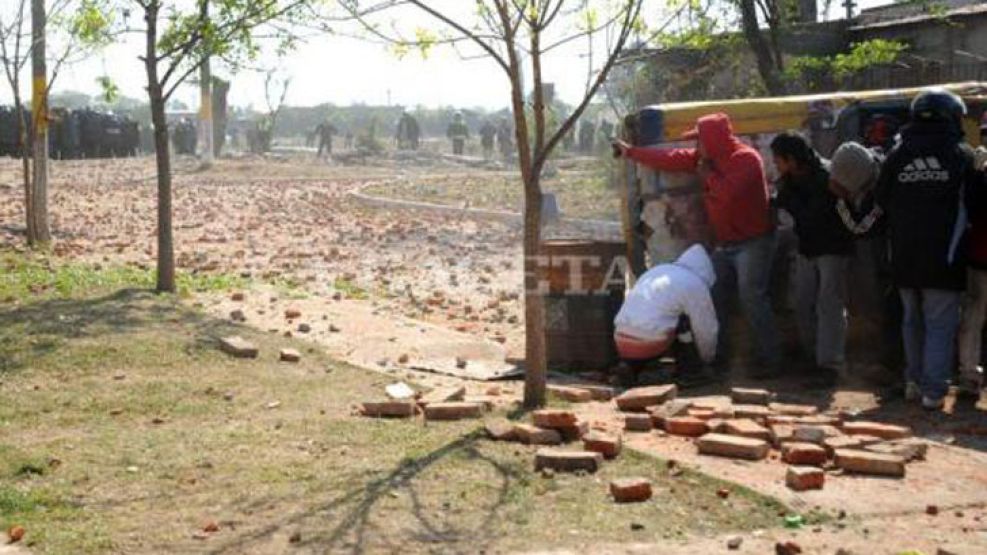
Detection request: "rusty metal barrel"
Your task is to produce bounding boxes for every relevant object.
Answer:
[537,240,627,371]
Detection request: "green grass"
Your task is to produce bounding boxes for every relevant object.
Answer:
[0,249,245,302]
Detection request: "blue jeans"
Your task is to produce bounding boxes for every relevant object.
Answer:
[712,233,781,368]
[795,254,849,369]
[899,288,961,400]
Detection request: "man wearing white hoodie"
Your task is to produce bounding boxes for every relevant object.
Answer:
[613,244,718,386]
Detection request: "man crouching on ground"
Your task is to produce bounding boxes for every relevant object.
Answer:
[613,244,718,388]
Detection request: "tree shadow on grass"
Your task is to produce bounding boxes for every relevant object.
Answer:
[0,288,241,374]
[210,432,525,555]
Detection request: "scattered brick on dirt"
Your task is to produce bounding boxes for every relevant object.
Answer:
[786,465,825,491]
[731,387,774,405]
[823,435,864,457]
[834,449,906,477]
[768,402,819,417]
[770,424,796,447]
[532,409,578,429]
[361,400,418,418]
[574,384,616,401]
[514,424,563,445]
[649,399,691,428]
[792,425,828,444]
[623,413,653,432]
[732,404,773,422]
[534,449,603,473]
[865,438,928,462]
[424,402,483,421]
[696,433,770,460]
[841,421,912,440]
[219,336,258,358]
[723,418,772,442]
[418,385,466,406]
[781,442,828,466]
[583,431,622,459]
[665,416,709,437]
[279,348,301,362]
[284,308,302,319]
[610,477,652,503]
[615,384,678,412]
[557,420,590,442]
[546,384,593,403]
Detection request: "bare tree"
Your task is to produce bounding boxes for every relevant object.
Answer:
[349,0,655,407]
[0,0,107,246]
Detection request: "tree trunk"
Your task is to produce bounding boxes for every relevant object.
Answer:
[144,2,176,293]
[29,0,50,245]
[197,0,214,168]
[737,0,785,96]
[14,92,32,243]
[522,174,547,409]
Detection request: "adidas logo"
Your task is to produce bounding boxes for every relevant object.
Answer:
[898,156,950,182]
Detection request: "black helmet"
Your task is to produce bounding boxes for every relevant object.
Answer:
[910,88,967,125]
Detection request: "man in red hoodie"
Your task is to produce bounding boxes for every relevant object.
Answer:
[615,112,781,376]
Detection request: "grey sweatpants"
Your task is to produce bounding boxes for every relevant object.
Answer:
[795,254,849,369]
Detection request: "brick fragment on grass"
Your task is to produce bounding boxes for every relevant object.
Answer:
[696,433,770,460]
[514,424,563,445]
[419,386,466,406]
[610,477,652,502]
[615,384,677,411]
[583,431,622,459]
[485,420,517,441]
[424,402,482,421]
[219,336,258,358]
[361,400,417,418]
[279,348,301,362]
[534,449,603,473]
[557,420,590,442]
[532,409,578,429]
[786,465,825,491]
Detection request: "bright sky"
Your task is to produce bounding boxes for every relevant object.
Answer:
[2,0,895,111]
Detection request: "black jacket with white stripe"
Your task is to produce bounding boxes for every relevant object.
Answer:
[875,120,978,291]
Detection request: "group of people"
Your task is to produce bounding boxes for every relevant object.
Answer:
[613,88,987,411]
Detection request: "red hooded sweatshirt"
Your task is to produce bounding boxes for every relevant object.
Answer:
[626,113,773,244]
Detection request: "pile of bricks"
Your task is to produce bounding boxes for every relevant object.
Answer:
[620,386,925,492]
[486,408,652,502]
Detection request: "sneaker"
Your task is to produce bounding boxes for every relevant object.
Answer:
[921,395,945,411]
[905,381,922,402]
[805,366,839,390]
[957,367,984,398]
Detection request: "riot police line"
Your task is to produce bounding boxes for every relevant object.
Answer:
[0,105,141,159]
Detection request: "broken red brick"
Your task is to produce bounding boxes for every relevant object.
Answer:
[723,419,772,442]
[687,407,717,420]
[424,402,483,421]
[219,336,258,359]
[696,433,770,460]
[534,449,603,473]
[865,439,928,462]
[419,386,466,406]
[583,431,622,459]
[841,421,911,440]
[649,399,691,428]
[770,424,796,447]
[769,403,819,417]
[514,424,563,445]
[279,348,301,362]
[786,466,824,491]
[361,400,417,418]
[834,449,906,477]
[532,409,578,429]
[623,413,654,432]
[615,384,678,412]
[733,404,773,422]
[823,435,864,457]
[730,387,774,405]
[546,385,593,403]
[665,416,709,437]
[485,420,517,441]
[557,420,590,442]
[576,385,617,401]
[284,308,302,319]
[781,442,828,466]
[610,477,652,503]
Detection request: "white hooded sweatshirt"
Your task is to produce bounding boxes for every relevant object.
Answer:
[613,244,718,363]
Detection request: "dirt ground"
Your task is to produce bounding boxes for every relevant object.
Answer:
[3,152,987,553]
